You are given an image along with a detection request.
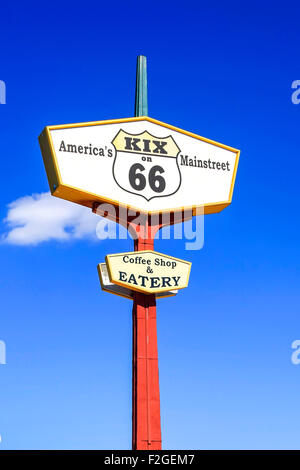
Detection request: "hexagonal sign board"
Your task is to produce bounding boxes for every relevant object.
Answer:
[39,116,240,216]
[105,250,191,294]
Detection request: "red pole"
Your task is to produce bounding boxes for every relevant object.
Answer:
[92,56,192,451]
[131,220,162,450]
[131,55,162,449]
[93,203,191,450]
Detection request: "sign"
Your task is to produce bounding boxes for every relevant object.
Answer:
[105,251,191,294]
[112,130,181,201]
[39,116,240,216]
[97,263,177,300]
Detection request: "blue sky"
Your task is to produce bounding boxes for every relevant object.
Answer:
[1,0,300,449]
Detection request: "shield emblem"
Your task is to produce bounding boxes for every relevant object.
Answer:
[112,130,181,201]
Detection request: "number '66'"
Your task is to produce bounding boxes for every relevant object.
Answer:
[129,163,166,193]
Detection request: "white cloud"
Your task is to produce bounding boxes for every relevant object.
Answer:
[1,192,105,245]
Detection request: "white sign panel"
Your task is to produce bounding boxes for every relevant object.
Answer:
[97,263,177,300]
[106,250,191,294]
[39,116,240,215]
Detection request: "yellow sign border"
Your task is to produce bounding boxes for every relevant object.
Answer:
[97,262,177,300]
[105,250,192,295]
[39,116,240,216]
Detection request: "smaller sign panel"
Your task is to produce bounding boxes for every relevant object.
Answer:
[106,251,191,294]
[97,263,177,300]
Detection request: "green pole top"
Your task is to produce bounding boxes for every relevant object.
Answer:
[135,55,148,117]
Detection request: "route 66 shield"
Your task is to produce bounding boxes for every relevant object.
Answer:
[112,130,182,201]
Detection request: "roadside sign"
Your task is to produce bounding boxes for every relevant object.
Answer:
[39,116,240,216]
[97,263,177,300]
[105,250,191,294]
[38,54,241,451]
